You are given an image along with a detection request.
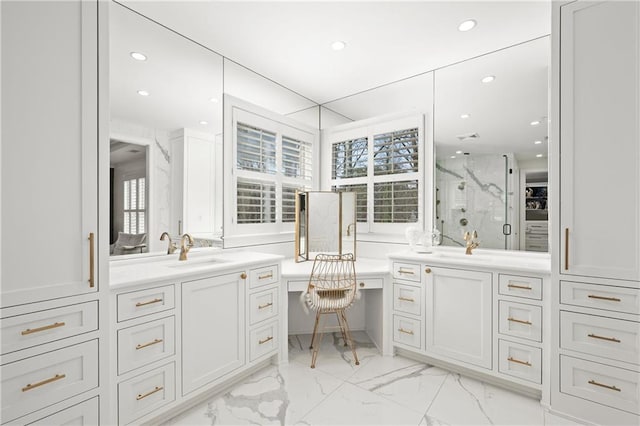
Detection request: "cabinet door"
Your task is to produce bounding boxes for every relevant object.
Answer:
[181,272,245,395]
[1,0,98,307]
[559,0,640,281]
[425,267,492,369]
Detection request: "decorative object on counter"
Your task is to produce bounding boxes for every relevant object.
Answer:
[179,233,194,261]
[404,226,422,250]
[301,253,360,369]
[160,232,178,254]
[463,230,480,255]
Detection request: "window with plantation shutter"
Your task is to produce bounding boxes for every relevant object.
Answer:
[329,114,424,234]
[226,98,318,242]
[123,177,146,234]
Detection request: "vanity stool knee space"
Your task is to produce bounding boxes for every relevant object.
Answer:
[303,253,360,369]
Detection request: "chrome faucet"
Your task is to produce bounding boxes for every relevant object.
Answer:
[179,233,194,261]
[464,230,479,255]
[346,223,356,237]
[160,232,178,255]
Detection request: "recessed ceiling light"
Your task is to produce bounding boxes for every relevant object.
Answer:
[130,52,147,61]
[137,90,149,97]
[199,120,208,125]
[450,155,456,159]
[481,75,495,83]
[530,120,541,126]
[456,150,463,154]
[460,114,470,119]
[209,97,219,103]
[458,19,477,32]
[534,140,542,145]
[536,154,543,158]
[331,41,346,51]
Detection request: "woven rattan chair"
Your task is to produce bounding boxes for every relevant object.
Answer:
[302,253,359,368]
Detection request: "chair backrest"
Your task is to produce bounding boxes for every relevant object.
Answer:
[305,253,357,310]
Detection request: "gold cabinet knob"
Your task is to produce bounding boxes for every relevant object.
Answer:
[425,267,432,273]
[240,272,247,279]
[359,282,365,288]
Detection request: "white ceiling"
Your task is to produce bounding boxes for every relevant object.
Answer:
[119,1,551,105]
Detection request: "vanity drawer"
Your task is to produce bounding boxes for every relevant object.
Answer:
[249,264,279,289]
[28,397,98,425]
[393,315,422,349]
[118,316,176,375]
[392,262,421,282]
[1,339,98,424]
[560,355,640,415]
[560,281,640,315]
[117,284,175,322]
[393,284,422,316]
[356,278,383,289]
[560,311,640,365]
[1,301,98,355]
[249,287,279,325]
[499,274,542,301]
[498,339,542,384]
[118,362,176,425]
[249,320,278,361]
[498,301,542,342]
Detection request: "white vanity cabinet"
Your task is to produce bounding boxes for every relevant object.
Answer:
[551,1,640,424]
[0,1,107,424]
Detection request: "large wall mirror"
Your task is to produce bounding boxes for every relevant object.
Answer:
[321,36,549,253]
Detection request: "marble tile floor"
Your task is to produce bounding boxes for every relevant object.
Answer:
[163,332,582,426]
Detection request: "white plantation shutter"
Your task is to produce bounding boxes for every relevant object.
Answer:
[236,178,276,224]
[237,122,277,174]
[374,180,419,223]
[332,137,368,179]
[282,135,312,180]
[332,183,368,223]
[373,128,419,176]
[123,177,146,233]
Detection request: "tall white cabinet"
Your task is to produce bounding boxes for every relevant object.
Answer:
[551,1,640,424]
[1,1,107,424]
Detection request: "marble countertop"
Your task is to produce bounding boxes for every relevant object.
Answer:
[281,257,390,280]
[109,248,283,290]
[388,246,551,274]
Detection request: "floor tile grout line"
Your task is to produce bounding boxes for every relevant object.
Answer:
[420,372,452,421]
[295,380,351,425]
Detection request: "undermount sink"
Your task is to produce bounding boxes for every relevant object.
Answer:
[166,256,227,268]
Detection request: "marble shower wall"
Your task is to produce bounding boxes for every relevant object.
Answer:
[436,154,515,249]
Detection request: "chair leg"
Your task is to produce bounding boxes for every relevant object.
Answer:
[339,309,359,366]
[335,311,348,346]
[310,312,327,369]
[309,310,321,350]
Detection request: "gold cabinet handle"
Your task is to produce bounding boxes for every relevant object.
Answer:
[507,317,533,325]
[398,328,414,335]
[240,272,247,279]
[21,321,66,336]
[588,380,621,392]
[135,298,163,307]
[424,267,432,274]
[259,336,273,345]
[258,302,273,310]
[588,333,621,343]
[398,268,415,275]
[507,284,532,290]
[507,356,532,366]
[136,386,164,400]
[564,228,569,270]
[398,296,415,303]
[359,282,365,288]
[136,338,163,350]
[588,294,621,302]
[258,272,273,280]
[88,233,95,288]
[22,374,66,392]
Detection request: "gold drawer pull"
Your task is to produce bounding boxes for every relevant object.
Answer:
[588,294,621,302]
[137,386,164,400]
[588,333,621,343]
[565,228,569,270]
[258,272,273,280]
[398,268,415,275]
[259,336,273,345]
[398,328,414,335]
[507,357,532,367]
[240,272,247,279]
[508,317,533,325]
[424,267,432,274]
[508,284,532,290]
[21,321,66,336]
[258,302,273,310]
[136,338,164,350]
[359,282,365,288]
[22,374,66,392]
[588,380,621,392]
[135,298,163,307]
[398,296,415,303]
[88,233,95,288]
